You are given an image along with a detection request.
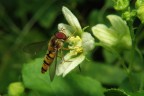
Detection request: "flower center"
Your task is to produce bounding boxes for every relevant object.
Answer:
[68,36,83,55]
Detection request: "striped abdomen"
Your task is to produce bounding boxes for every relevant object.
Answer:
[41,51,56,73]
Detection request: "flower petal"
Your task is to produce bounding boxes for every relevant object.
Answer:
[82,32,95,53]
[92,24,117,46]
[62,6,82,35]
[58,23,74,36]
[107,15,130,36]
[107,15,132,48]
[92,15,132,49]
[56,54,85,77]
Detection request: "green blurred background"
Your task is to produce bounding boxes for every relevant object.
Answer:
[1,0,143,96]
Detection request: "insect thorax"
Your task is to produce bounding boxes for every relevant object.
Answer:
[48,36,64,51]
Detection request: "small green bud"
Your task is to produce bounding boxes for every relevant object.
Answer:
[8,82,24,96]
[113,0,129,10]
[137,4,144,23]
[131,10,137,17]
[122,10,136,21]
[135,0,144,8]
[122,11,131,21]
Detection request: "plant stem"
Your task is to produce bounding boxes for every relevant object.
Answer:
[135,23,144,91]
[95,43,129,73]
[136,24,144,64]
[139,74,144,91]
[127,20,135,73]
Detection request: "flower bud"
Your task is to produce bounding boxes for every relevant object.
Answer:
[122,10,136,21]
[113,0,129,10]
[8,82,24,96]
[137,4,144,23]
[135,0,144,8]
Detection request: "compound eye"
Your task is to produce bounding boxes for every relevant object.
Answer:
[55,32,67,40]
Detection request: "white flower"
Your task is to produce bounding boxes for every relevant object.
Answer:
[56,6,95,77]
[92,15,132,50]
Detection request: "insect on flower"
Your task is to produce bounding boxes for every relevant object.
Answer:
[42,29,68,81]
[24,29,68,81]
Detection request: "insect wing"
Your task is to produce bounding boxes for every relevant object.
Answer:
[23,41,47,56]
[49,50,59,81]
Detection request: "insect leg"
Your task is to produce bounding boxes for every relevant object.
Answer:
[58,48,71,63]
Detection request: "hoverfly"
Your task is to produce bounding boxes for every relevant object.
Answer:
[24,29,68,81]
[42,30,68,81]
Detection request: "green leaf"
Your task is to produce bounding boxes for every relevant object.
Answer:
[130,91,144,96]
[123,51,144,71]
[66,73,105,96]
[119,73,143,92]
[22,58,104,96]
[104,88,129,96]
[81,60,127,85]
[27,90,55,96]
[103,49,117,64]
[22,58,73,95]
